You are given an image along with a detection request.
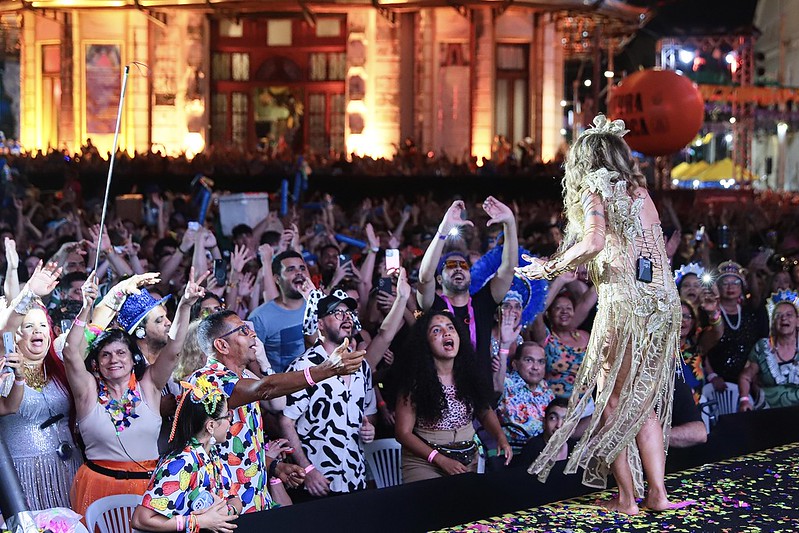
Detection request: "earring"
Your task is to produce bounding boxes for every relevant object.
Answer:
[209,434,217,446]
[135,328,146,339]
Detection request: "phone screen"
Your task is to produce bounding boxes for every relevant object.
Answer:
[213,259,227,285]
[386,248,400,273]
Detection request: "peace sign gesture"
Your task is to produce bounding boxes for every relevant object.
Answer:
[183,267,211,305]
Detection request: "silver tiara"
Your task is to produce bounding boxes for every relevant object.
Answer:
[582,114,629,138]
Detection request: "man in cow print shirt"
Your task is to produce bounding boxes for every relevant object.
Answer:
[279,292,377,499]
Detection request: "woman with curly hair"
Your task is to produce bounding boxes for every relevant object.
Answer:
[394,310,512,483]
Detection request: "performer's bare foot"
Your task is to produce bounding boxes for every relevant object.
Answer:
[642,490,695,511]
[595,495,639,515]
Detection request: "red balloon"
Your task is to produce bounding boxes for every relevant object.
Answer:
[608,69,704,156]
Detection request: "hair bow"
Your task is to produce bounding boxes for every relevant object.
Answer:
[168,375,226,442]
[583,113,629,138]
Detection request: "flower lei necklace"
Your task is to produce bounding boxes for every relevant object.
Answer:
[98,373,141,434]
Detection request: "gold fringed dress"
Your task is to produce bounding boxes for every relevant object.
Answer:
[529,169,681,498]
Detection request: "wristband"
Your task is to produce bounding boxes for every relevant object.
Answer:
[498,348,510,355]
[303,367,316,387]
[377,400,387,408]
[175,516,185,531]
[14,379,25,387]
[707,373,718,382]
[370,246,380,253]
[304,464,316,473]
[437,232,447,241]
[739,395,752,404]
[73,317,87,328]
[427,450,439,464]
[269,477,283,485]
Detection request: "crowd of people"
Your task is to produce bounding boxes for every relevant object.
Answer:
[0,126,798,528]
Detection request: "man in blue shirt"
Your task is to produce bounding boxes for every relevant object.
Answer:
[249,251,309,372]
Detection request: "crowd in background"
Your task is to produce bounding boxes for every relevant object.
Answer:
[0,142,799,530]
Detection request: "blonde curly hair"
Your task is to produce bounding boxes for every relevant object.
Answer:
[559,124,646,251]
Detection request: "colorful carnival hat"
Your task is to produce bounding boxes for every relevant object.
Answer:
[766,289,799,323]
[673,262,706,286]
[116,288,172,335]
[469,246,548,327]
[716,260,747,285]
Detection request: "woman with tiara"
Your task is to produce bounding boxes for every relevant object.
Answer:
[516,115,687,514]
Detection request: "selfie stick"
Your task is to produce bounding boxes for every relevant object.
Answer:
[93,65,130,274]
[0,437,37,533]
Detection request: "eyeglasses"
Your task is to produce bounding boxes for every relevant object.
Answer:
[444,260,469,270]
[218,323,252,340]
[681,313,694,321]
[326,309,357,321]
[720,279,742,287]
[215,411,234,423]
[774,312,797,321]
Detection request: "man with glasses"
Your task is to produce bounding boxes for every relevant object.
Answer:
[249,250,310,372]
[190,309,366,513]
[417,198,518,368]
[279,293,377,501]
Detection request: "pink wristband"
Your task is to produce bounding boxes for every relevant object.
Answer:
[269,477,283,485]
[498,348,510,355]
[14,379,24,387]
[175,515,185,531]
[303,367,316,387]
[427,450,439,464]
[73,317,87,328]
[304,464,316,473]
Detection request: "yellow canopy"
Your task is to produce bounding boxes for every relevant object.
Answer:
[674,161,711,179]
[671,162,692,178]
[695,158,757,182]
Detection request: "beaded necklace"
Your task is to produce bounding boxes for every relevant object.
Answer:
[720,304,742,331]
[98,373,142,434]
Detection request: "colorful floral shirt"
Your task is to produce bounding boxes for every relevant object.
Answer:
[141,440,232,517]
[497,372,554,453]
[680,339,704,404]
[544,331,587,399]
[189,360,272,513]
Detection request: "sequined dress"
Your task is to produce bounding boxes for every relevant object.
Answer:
[0,380,82,510]
[529,170,681,498]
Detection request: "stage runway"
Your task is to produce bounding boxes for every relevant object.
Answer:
[440,442,799,532]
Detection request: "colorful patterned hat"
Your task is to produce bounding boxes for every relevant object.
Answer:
[716,261,747,285]
[116,288,172,334]
[673,262,705,286]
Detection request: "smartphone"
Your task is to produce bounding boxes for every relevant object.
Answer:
[3,331,14,354]
[213,259,227,286]
[188,221,200,231]
[339,253,351,265]
[60,319,72,334]
[377,276,394,295]
[386,248,400,273]
[695,225,705,242]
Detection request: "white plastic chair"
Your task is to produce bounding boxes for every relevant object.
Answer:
[364,438,402,488]
[701,381,740,419]
[84,494,141,533]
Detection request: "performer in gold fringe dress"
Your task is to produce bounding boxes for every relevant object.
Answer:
[516,114,683,515]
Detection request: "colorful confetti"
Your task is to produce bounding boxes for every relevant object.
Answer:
[437,443,799,532]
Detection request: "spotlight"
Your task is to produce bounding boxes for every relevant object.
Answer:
[584,79,592,87]
[604,70,614,78]
[725,52,737,65]
[560,100,568,107]
[672,178,679,187]
[678,49,695,64]
[729,117,737,124]
[725,133,733,143]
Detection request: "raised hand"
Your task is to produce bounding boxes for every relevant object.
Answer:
[499,306,522,345]
[27,261,62,297]
[482,196,514,226]
[396,267,411,300]
[80,276,99,308]
[4,237,18,270]
[258,243,274,267]
[2,352,24,379]
[365,223,379,250]
[438,200,473,235]
[116,272,162,295]
[88,224,112,254]
[183,267,210,304]
[230,244,256,274]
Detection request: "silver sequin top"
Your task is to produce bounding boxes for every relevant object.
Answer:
[0,379,76,459]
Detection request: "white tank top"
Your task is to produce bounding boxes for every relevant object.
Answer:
[78,388,161,462]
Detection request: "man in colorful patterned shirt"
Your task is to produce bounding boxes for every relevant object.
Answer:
[279,293,377,500]
[189,310,365,512]
[495,342,555,454]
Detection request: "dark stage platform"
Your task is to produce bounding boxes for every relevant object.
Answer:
[237,406,799,533]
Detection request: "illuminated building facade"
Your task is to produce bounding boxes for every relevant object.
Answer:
[0,0,647,162]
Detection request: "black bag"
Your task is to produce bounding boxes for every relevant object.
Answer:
[416,434,478,466]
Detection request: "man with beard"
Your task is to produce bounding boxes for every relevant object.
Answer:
[249,251,310,372]
[417,197,518,368]
[278,293,377,501]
